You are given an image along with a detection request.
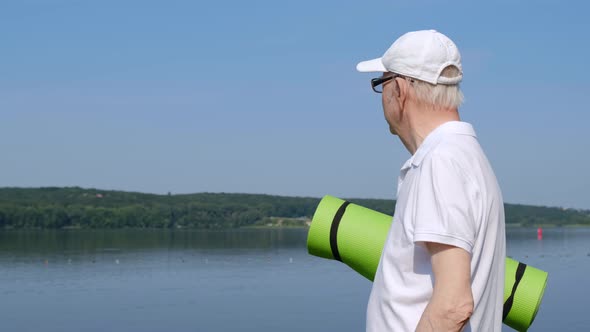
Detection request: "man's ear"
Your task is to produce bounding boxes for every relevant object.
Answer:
[394,77,409,107]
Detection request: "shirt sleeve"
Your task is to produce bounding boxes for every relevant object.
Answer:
[412,152,478,254]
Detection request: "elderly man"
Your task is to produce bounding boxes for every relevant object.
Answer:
[357,30,506,332]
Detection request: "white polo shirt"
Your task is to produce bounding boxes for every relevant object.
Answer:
[366,121,506,332]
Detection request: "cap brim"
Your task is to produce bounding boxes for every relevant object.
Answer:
[356,57,387,72]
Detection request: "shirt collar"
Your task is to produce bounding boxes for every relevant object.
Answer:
[401,121,477,171]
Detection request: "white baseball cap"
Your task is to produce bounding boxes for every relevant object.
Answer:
[356,30,462,85]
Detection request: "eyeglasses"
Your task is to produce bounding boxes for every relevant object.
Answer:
[370,74,414,93]
[371,75,396,93]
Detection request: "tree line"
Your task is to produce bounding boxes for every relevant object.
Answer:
[0,187,588,229]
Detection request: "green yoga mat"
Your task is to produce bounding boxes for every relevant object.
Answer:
[307,195,547,332]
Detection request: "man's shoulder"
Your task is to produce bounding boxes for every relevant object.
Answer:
[418,135,489,187]
[422,140,471,167]
[427,134,483,167]
[423,134,499,196]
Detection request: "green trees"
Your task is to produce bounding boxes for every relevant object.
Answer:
[0,188,320,229]
[0,187,588,229]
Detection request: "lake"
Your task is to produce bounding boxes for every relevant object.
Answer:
[0,227,588,331]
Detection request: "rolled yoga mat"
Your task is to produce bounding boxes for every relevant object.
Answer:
[307,195,548,332]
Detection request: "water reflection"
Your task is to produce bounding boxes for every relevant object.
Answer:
[0,227,589,332]
[506,227,590,260]
[0,228,308,255]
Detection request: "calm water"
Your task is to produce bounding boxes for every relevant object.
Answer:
[0,227,588,331]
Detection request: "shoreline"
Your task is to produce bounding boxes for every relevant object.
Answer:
[3,224,590,231]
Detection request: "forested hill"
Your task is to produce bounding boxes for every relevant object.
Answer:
[0,187,588,229]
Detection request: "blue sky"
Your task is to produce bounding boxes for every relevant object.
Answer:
[1,0,589,209]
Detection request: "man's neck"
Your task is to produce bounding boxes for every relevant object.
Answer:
[400,105,460,155]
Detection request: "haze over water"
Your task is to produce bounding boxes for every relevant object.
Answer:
[0,227,587,332]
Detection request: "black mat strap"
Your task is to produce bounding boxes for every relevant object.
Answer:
[329,201,350,262]
[503,262,527,321]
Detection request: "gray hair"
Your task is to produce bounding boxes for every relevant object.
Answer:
[409,66,464,109]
